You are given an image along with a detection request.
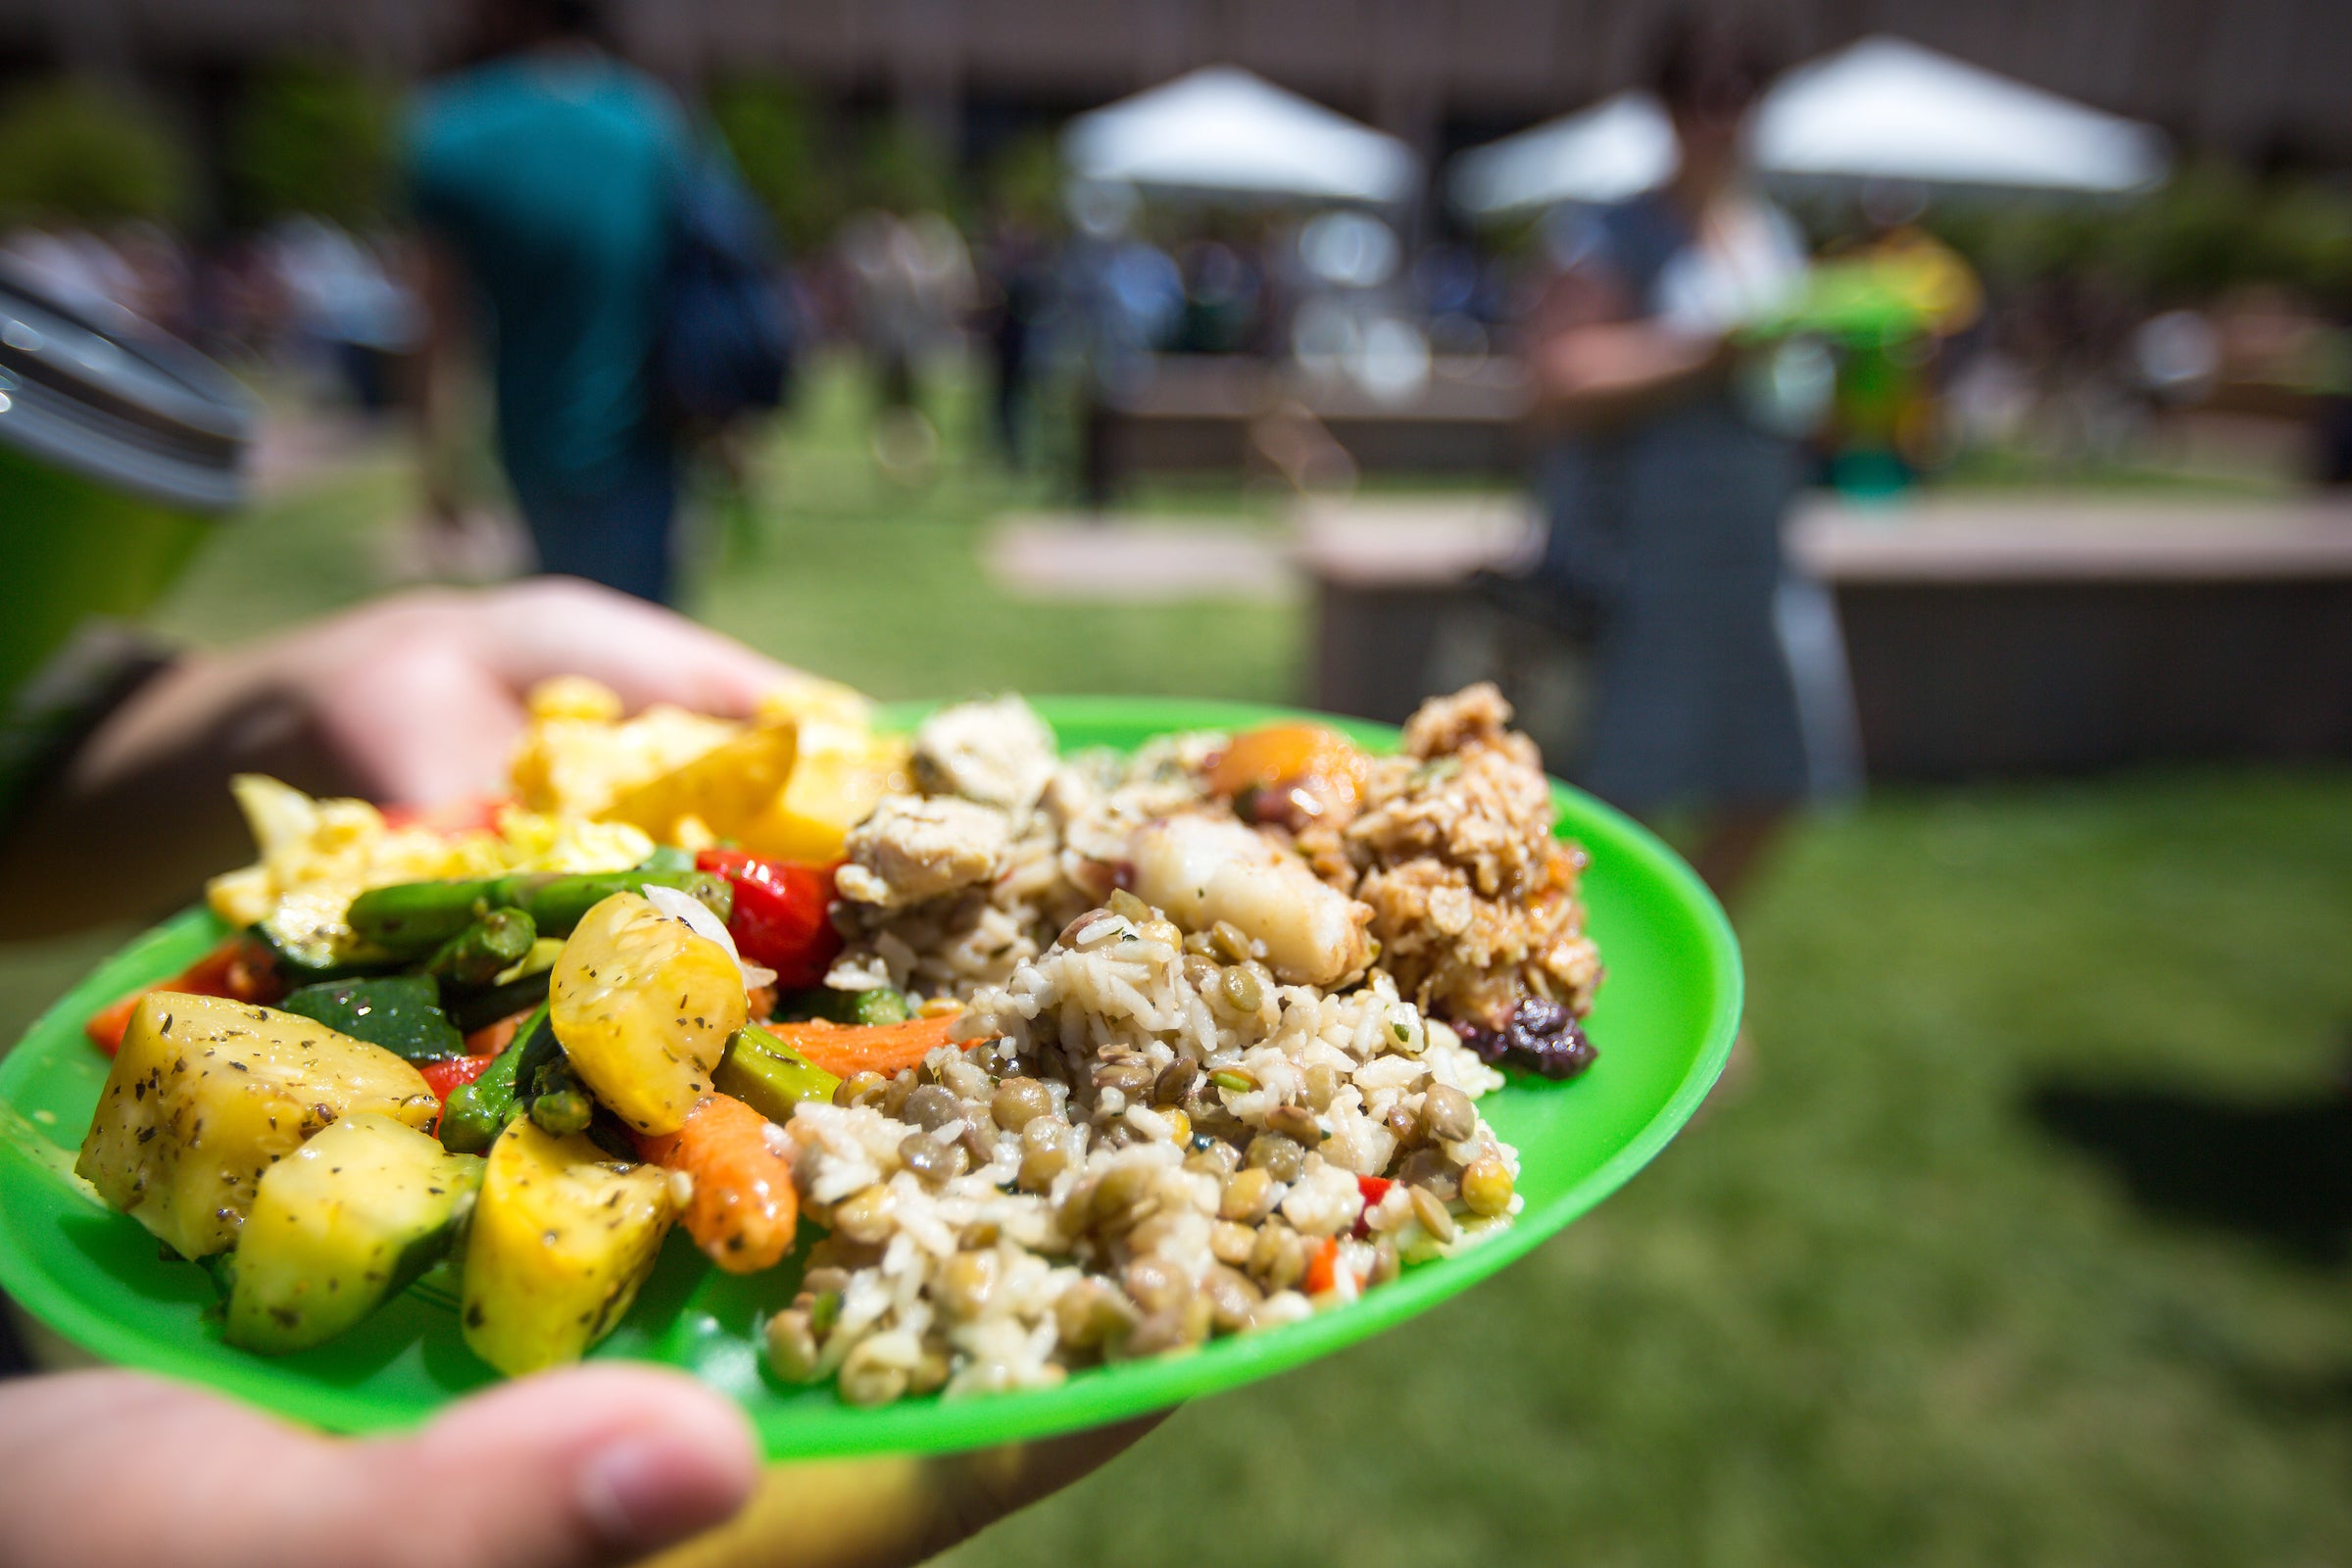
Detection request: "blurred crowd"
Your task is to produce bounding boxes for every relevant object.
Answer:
[10,189,2349,502]
[0,0,2346,541]
[1,217,417,410]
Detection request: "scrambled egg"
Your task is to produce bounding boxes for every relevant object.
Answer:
[207,775,653,965]
[206,675,906,965]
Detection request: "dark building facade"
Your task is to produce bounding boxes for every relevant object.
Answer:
[1,0,2344,165]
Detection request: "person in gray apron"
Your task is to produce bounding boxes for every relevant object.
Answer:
[1526,18,1856,903]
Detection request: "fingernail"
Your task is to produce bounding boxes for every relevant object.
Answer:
[578,1433,753,1555]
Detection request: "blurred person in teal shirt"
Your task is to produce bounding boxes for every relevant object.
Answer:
[407,0,690,603]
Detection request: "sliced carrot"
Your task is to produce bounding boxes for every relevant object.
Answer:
[638,1094,801,1274]
[463,1010,532,1058]
[85,937,282,1054]
[1302,1236,1342,1297]
[1207,722,1367,820]
[759,1013,974,1081]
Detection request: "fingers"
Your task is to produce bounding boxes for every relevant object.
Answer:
[460,579,808,720]
[307,634,528,806]
[0,1366,759,1568]
[277,580,813,805]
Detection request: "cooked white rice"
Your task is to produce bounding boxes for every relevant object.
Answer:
[776,902,1522,1403]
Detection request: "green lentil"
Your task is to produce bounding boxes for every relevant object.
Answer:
[1219,965,1264,1014]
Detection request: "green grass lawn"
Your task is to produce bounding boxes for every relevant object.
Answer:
[145,359,1300,705]
[5,362,2350,1565]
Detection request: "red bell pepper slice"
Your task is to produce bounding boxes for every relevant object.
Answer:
[85,936,283,1055]
[419,1053,498,1104]
[694,849,844,989]
[1352,1174,1394,1239]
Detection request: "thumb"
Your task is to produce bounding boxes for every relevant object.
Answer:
[358,1364,763,1568]
[0,1365,760,1568]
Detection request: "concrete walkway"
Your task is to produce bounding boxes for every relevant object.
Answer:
[983,514,1296,601]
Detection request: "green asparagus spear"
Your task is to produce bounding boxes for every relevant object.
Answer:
[443,938,564,1033]
[345,879,508,954]
[775,986,912,1027]
[445,967,552,1035]
[514,1021,593,1136]
[348,869,731,957]
[713,1025,843,1124]
[517,869,730,937]
[424,907,538,986]
[526,1048,596,1137]
[439,1004,553,1154]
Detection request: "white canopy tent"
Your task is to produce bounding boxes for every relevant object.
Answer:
[1450,36,2170,216]
[1755,36,2170,193]
[1448,91,1674,214]
[1063,66,1420,206]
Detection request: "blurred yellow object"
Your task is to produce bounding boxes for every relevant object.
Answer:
[600,720,800,848]
[202,674,894,965]
[752,681,908,860]
[208,776,508,956]
[756,676,876,734]
[509,674,904,861]
[510,699,738,821]
[493,811,656,876]
[525,674,624,724]
[1864,227,1982,336]
[740,738,906,862]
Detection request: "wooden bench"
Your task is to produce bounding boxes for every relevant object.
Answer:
[1298,494,2352,779]
[1096,355,1531,492]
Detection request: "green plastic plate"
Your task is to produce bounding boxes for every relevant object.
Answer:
[0,697,1739,1459]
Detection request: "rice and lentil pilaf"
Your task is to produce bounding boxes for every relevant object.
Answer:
[766,684,1594,1403]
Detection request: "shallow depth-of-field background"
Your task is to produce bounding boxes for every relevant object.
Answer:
[4,365,2349,1568]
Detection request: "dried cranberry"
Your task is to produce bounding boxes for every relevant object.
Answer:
[1456,1000,1597,1082]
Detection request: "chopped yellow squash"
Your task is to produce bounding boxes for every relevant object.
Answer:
[76,993,438,1259]
[548,892,747,1136]
[461,1119,675,1376]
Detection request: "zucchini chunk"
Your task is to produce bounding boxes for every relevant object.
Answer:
[223,1112,483,1354]
[278,974,466,1063]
